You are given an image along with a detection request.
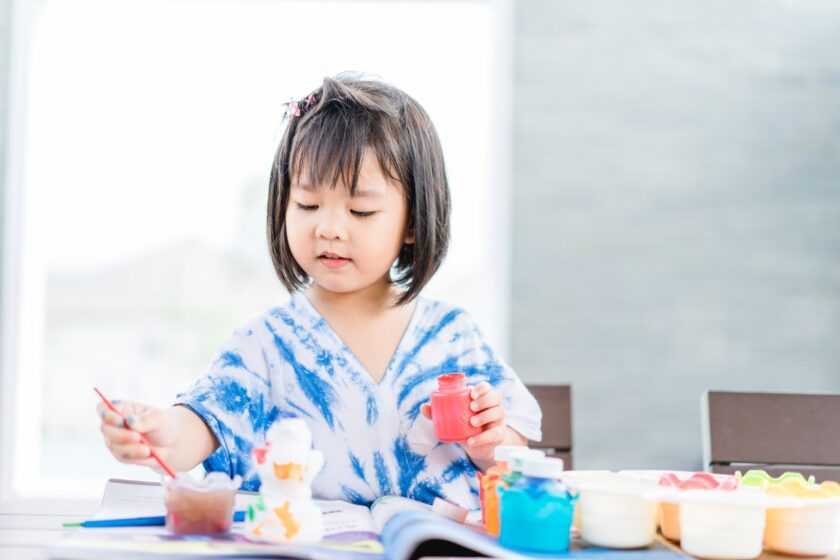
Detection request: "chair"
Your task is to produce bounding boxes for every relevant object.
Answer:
[701,390,840,483]
[526,384,573,469]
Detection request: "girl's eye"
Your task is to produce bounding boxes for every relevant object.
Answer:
[295,203,318,211]
[350,210,377,218]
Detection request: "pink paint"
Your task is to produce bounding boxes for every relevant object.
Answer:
[430,373,482,443]
[659,471,738,491]
[253,445,270,465]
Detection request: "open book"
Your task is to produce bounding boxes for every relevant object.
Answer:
[50,479,689,560]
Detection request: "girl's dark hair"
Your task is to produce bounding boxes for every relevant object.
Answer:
[267,73,450,305]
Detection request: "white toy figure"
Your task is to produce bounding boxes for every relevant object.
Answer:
[244,415,325,543]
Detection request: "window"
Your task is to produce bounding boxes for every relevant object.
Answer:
[1,0,511,498]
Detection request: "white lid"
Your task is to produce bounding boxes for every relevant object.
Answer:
[494,445,528,462]
[432,497,468,523]
[522,457,564,478]
[508,448,545,471]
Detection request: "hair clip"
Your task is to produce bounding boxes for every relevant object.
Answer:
[285,98,301,120]
[284,92,318,121]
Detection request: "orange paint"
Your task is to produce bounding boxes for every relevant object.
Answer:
[273,462,305,481]
[274,501,301,539]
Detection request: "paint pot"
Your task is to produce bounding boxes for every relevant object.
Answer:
[429,373,482,443]
[499,456,575,554]
[163,472,241,535]
[574,474,660,549]
[481,445,529,535]
[678,489,767,559]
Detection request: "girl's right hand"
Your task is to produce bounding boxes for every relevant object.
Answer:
[97,400,178,472]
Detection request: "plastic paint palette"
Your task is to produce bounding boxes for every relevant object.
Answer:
[672,471,840,559]
[559,469,840,558]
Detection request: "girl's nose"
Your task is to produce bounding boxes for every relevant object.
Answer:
[315,213,349,241]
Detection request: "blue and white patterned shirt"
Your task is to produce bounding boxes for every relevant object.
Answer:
[175,293,542,509]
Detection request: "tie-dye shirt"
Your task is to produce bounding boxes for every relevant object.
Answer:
[175,293,542,509]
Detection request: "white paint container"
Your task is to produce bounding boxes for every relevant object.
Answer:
[678,490,767,559]
[572,474,661,549]
[764,501,840,556]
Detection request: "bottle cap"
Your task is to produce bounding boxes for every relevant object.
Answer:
[508,448,545,472]
[494,445,528,463]
[522,456,564,479]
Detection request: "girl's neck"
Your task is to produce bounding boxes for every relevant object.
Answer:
[306,277,404,316]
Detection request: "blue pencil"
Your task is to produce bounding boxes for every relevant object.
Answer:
[63,510,246,528]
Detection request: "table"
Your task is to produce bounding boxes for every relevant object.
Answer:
[1,499,837,560]
[0,499,98,560]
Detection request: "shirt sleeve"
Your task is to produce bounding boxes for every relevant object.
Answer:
[451,310,543,443]
[173,319,275,484]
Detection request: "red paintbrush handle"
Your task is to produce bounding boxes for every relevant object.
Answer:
[94,387,178,479]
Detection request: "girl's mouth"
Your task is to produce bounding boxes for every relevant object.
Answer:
[318,254,351,269]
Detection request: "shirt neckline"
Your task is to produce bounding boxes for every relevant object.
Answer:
[292,291,426,387]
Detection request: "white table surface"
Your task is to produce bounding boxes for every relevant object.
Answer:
[0,499,98,560]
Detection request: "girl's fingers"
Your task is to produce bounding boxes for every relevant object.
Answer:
[107,441,151,462]
[100,423,142,445]
[420,403,433,420]
[124,407,165,433]
[98,404,126,427]
[466,423,506,447]
[470,405,504,427]
[470,389,502,412]
[470,382,492,400]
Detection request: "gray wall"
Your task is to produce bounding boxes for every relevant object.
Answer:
[512,0,840,470]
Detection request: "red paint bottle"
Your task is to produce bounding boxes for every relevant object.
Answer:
[430,373,482,443]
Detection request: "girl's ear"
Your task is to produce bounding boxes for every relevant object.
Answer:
[404,229,415,245]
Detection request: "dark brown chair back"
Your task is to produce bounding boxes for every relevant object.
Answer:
[526,384,572,469]
[702,390,840,483]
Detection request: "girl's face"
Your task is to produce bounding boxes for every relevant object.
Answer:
[285,149,413,297]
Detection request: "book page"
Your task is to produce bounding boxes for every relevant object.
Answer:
[368,495,431,532]
[315,500,377,537]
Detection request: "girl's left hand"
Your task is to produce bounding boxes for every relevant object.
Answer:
[420,381,506,463]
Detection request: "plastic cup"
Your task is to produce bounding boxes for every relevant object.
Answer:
[163,472,241,535]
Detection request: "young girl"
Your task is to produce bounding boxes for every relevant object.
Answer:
[98,74,542,508]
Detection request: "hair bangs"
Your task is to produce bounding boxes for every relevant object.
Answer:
[289,101,405,195]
